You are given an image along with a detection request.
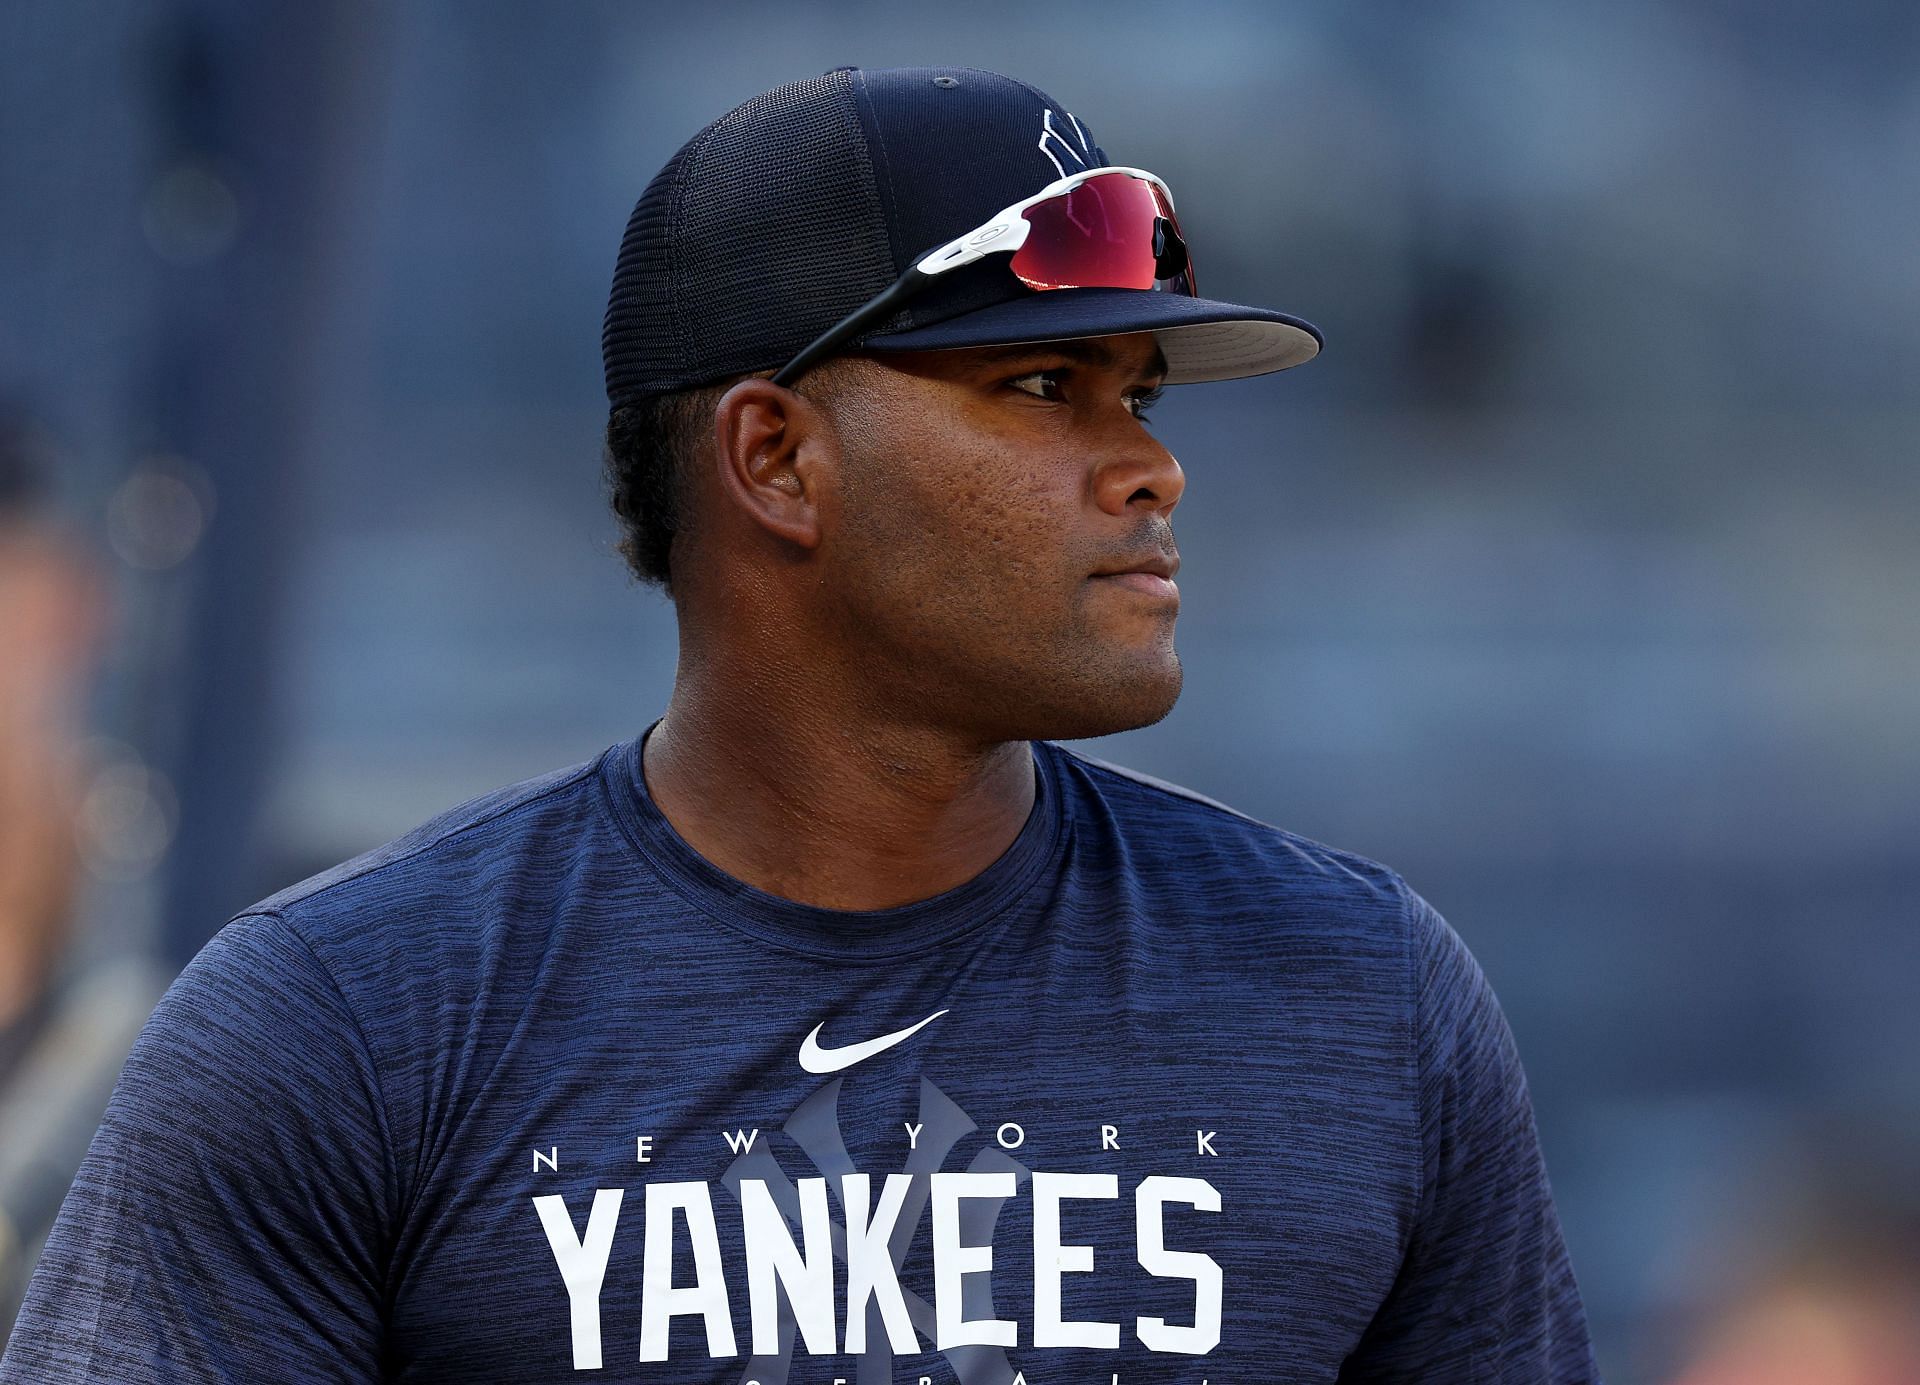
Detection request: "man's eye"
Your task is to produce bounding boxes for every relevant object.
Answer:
[1005,372,1163,420]
[1007,370,1067,401]
[1128,385,1165,421]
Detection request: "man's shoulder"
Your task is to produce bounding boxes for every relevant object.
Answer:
[246,745,617,927]
[1042,739,1413,906]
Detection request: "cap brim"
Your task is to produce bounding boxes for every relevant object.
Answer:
[855,287,1322,385]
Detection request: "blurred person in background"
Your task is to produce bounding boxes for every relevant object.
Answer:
[0,413,163,1329]
[1661,1130,1920,1385]
[1667,1251,1920,1385]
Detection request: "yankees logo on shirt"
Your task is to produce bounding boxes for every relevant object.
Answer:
[530,1004,1224,1376]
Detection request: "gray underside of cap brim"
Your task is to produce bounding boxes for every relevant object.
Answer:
[1149,318,1322,384]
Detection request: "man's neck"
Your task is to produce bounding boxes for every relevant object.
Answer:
[640,682,1036,912]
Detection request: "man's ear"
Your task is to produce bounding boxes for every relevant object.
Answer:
[710,376,836,551]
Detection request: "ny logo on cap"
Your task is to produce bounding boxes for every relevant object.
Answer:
[1037,108,1093,178]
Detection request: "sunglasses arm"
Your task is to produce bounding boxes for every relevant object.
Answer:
[769,264,937,388]
[769,211,1043,388]
[912,214,1033,276]
[769,167,1178,389]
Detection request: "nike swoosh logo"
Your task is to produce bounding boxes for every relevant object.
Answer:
[799,1008,949,1074]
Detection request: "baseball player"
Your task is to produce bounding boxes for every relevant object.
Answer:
[2,66,1599,1381]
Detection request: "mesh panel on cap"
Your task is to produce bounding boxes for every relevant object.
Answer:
[601,141,695,398]
[602,70,899,403]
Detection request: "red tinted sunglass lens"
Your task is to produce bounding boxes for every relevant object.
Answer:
[1010,173,1192,292]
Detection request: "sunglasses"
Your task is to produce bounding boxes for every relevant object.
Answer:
[770,165,1196,387]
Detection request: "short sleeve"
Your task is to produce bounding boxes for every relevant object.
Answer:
[0,912,394,1382]
[1339,886,1601,1383]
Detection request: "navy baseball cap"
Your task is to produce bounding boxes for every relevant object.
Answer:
[602,65,1322,406]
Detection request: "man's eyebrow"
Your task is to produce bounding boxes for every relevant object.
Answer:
[962,338,1170,379]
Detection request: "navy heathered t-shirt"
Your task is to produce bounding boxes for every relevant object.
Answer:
[3,722,1598,1382]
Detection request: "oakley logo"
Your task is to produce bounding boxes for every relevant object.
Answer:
[799,1008,949,1074]
[1038,108,1092,179]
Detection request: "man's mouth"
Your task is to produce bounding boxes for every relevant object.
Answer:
[1090,552,1180,601]
[1094,570,1179,600]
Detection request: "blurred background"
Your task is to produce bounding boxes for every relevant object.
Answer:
[3,0,1917,1378]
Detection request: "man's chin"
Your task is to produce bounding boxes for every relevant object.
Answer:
[1017,655,1183,743]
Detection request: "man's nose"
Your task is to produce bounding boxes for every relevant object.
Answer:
[1093,432,1185,518]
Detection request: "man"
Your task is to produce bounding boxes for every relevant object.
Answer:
[0,414,166,1333]
[3,66,1598,1381]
